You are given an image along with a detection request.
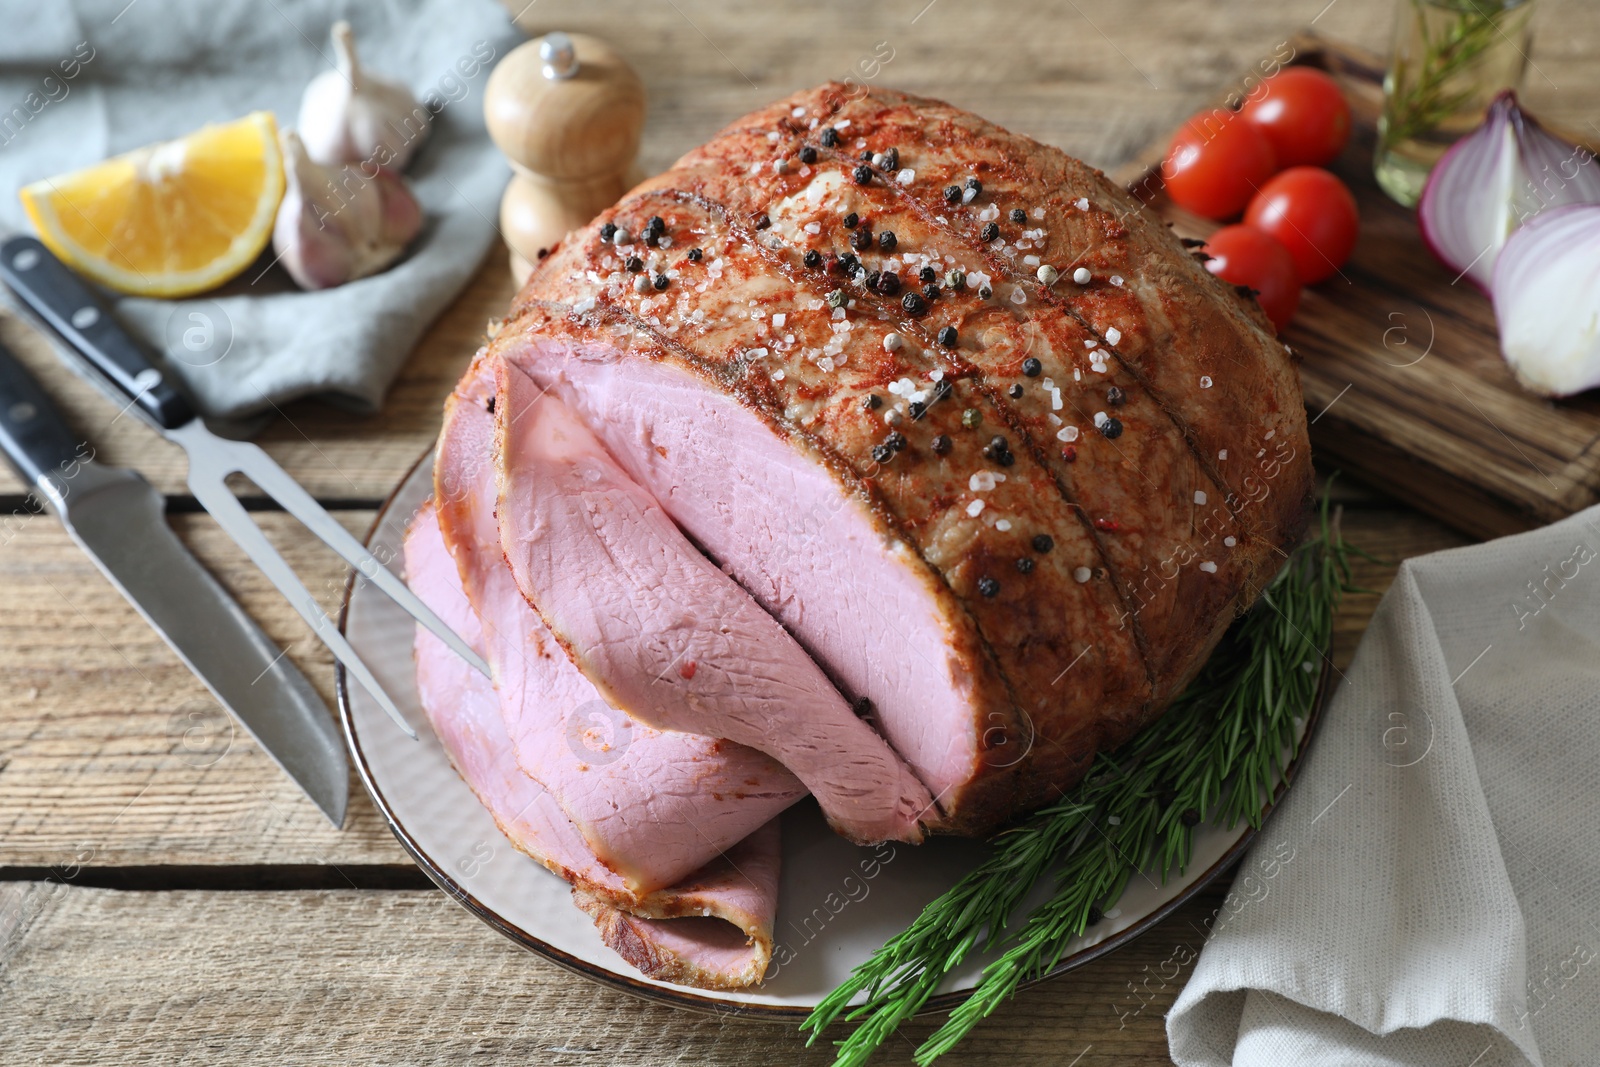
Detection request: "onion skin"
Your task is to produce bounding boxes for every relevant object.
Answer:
[1418,91,1600,294]
[1491,203,1600,398]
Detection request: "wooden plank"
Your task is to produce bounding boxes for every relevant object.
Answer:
[0,508,1455,871]
[0,510,407,869]
[0,878,1240,1065]
[1113,33,1600,540]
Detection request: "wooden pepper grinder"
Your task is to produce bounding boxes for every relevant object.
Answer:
[484,32,646,285]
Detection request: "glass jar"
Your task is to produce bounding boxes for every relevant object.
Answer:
[1374,0,1536,207]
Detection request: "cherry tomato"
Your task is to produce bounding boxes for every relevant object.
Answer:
[1239,67,1352,168]
[1202,225,1301,332]
[1244,167,1359,284]
[1162,109,1278,221]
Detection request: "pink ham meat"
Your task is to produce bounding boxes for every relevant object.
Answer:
[491,83,1313,834]
[493,357,933,845]
[433,355,804,893]
[405,501,781,989]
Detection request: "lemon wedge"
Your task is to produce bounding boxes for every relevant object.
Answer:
[19,111,285,298]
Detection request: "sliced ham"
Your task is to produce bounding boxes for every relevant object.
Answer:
[433,356,804,892]
[487,83,1311,834]
[405,501,781,988]
[492,357,933,844]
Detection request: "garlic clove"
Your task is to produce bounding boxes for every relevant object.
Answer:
[273,128,424,291]
[297,20,431,171]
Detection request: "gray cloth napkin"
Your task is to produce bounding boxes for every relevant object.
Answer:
[0,0,520,420]
[1167,505,1600,1066]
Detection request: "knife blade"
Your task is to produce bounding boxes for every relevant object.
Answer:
[0,235,491,740]
[0,340,348,826]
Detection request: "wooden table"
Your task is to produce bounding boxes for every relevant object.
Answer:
[2,1,1596,1062]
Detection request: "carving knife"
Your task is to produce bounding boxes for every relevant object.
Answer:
[0,338,348,826]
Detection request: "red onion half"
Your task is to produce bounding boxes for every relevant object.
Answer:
[1418,91,1600,293]
[1491,203,1600,397]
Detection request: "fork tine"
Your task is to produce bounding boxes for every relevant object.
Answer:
[189,475,419,740]
[221,439,492,679]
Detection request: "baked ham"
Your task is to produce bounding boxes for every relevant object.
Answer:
[412,83,1311,990]
[483,83,1311,836]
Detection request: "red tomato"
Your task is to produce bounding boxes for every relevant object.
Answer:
[1162,109,1278,220]
[1239,67,1352,167]
[1244,167,1359,284]
[1202,225,1301,331]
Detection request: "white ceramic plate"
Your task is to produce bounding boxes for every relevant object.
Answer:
[337,447,1329,1017]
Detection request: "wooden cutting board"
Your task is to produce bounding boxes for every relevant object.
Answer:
[1113,32,1600,541]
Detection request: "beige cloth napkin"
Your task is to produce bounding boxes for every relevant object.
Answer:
[1167,504,1600,1066]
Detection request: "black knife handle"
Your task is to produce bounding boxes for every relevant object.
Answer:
[0,340,88,491]
[0,236,194,430]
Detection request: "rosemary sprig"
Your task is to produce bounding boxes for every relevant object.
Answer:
[1381,0,1526,149]
[802,492,1359,1066]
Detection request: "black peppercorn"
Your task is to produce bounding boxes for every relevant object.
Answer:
[799,145,818,164]
[1021,357,1042,377]
[860,149,874,162]
[1106,386,1125,406]
[878,230,897,252]
[837,252,860,274]
[886,431,907,452]
[843,212,860,229]
[932,379,953,401]
[881,146,899,171]
[1087,906,1103,925]
[863,270,880,291]
[652,273,669,291]
[1032,534,1054,553]
[978,286,993,300]
[820,127,838,148]
[937,325,958,347]
[919,266,937,284]
[876,271,901,295]
[977,576,1000,598]
[931,434,952,455]
[902,291,926,315]
[908,400,926,420]
[1015,557,1035,574]
[862,393,882,411]
[644,215,665,235]
[1101,416,1124,439]
[980,222,1000,242]
[921,283,940,303]
[944,184,962,204]
[965,177,983,196]
[599,222,617,242]
[625,255,643,273]
[851,695,874,718]
[1009,208,1026,224]
[854,164,873,185]
[871,444,894,463]
[989,434,1008,452]
[852,228,872,251]
[755,213,771,230]
[803,249,823,269]
[687,247,703,262]
[1008,383,1024,399]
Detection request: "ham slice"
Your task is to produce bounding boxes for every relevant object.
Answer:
[492,357,933,844]
[405,501,781,988]
[433,356,804,893]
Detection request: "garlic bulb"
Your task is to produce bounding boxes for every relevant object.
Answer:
[273,128,424,291]
[297,20,430,171]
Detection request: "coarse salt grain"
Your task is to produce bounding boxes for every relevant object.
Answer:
[1032,206,1046,219]
[772,370,785,381]
[1024,255,1041,267]
[1104,327,1122,345]
[1093,411,1108,428]
[804,221,821,234]
[1057,425,1080,442]
[996,519,1012,531]
[1076,197,1089,210]
[1051,387,1063,411]
[1073,566,1092,583]
[969,471,1006,492]
[1194,491,1207,505]
[1218,449,1228,460]
[897,168,915,184]
[1199,561,1218,574]
[1010,286,1027,305]
[1200,375,1213,389]
[966,499,986,517]
[1110,275,1124,287]
[1224,535,1237,547]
